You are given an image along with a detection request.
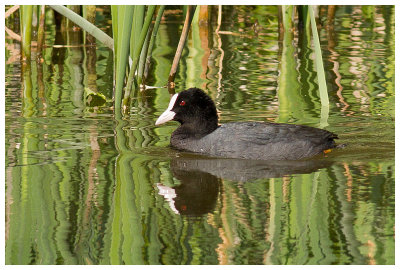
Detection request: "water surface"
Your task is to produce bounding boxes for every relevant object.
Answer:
[5,5,394,265]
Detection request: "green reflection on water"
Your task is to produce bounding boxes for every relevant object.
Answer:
[5,5,394,265]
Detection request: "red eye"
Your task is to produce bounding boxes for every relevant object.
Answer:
[180,100,186,106]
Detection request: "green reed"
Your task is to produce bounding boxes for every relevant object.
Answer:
[20,5,33,65]
[123,5,156,108]
[308,6,329,127]
[111,5,134,116]
[308,6,328,106]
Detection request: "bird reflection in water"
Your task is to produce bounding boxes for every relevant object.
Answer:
[157,168,220,216]
[157,155,333,216]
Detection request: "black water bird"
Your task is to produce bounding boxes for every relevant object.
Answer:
[155,88,339,160]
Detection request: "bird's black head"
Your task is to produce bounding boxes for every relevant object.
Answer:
[155,88,219,137]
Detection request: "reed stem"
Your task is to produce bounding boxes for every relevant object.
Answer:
[123,5,156,106]
[20,5,33,64]
[309,5,329,107]
[36,5,45,59]
[113,5,134,115]
[168,5,197,93]
[143,5,165,83]
[49,5,114,50]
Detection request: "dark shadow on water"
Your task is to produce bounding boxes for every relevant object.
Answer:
[158,154,333,217]
[171,155,334,182]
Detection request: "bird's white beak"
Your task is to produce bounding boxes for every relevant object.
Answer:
[155,93,178,126]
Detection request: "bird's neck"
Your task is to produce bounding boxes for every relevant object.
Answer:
[174,117,219,139]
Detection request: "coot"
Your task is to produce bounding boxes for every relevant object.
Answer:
[155,88,339,160]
